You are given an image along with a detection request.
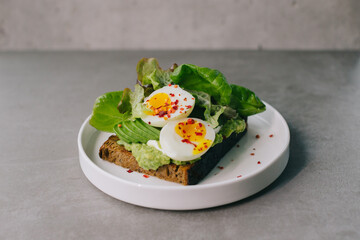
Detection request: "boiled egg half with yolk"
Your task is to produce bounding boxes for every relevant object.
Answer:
[141,85,195,127]
[158,118,215,161]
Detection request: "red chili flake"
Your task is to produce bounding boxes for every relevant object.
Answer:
[236,144,240,148]
[118,124,122,127]
[195,132,203,136]
[178,126,181,129]
[148,121,151,124]
[180,111,183,113]
[174,85,178,88]
[187,118,195,124]
[185,105,192,109]
[180,107,185,111]
[198,123,203,127]
[170,93,175,97]
[168,83,172,86]
[237,175,242,178]
[178,122,184,125]
[204,145,208,149]
[127,169,133,173]
[158,111,167,117]
[257,161,261,164]
[250,153,255,156]
[143,174,149,178]
[184,97,187,101]
[181,139,197,147]
[217,166,224,170]
[172,105,178,110]
[174,99,179,105]
[167,113,171,118]
[191,98,194,100]
[256,134,260,139]
[269,134,274,138]
[183,130,186,133]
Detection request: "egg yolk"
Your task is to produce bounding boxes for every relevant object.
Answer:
[145,93,172,116]
[175,119,213,155]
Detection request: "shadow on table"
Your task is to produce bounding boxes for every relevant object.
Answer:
[207,122,308,211]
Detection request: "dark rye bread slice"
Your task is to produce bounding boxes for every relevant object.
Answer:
[99,128,247,185]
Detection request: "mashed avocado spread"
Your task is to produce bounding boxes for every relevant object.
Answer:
[117,139,199,170]
[118,140,170,170]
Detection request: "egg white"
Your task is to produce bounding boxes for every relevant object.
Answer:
[141,85,195,127]
[159,118,215,161]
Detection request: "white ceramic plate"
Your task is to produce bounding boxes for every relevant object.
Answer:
[78,102,290,210]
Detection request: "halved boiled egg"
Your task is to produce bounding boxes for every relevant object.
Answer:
[159,118,215,161]
[141,85,195,127]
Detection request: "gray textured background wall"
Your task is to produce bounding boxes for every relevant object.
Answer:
[1,0,359,50]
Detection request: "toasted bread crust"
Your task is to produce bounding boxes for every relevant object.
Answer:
[99,128,247,185]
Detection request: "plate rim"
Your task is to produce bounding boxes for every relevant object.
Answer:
[78,101,290,208]
[78,101,289,190]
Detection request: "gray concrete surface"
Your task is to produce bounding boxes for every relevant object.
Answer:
[0,51,359,240]
[1,0,360,50]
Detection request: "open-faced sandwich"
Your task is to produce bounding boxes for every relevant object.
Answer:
[89,58,266,185]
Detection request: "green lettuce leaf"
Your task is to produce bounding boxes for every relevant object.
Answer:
[219,118,247,138]
[136,58,176,90]
[212,118,247,146]
[130,84,146,119]
[189,90,236,128]
[115,84,146,120]
[208,105,226,128]
[170,64,232,105]
[229,84,266,116]
[117,88,132,113]
[212,133,224,146]
[89,91,131,132]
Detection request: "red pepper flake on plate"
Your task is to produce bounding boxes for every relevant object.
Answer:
[257,161,261,164]
[269,134,274,138]
[127,169,133,173]
[217,166,224,170]
[256,134,260,139]
[250,153,255,156]
[237,175,242,178]
[143,174,150,178]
